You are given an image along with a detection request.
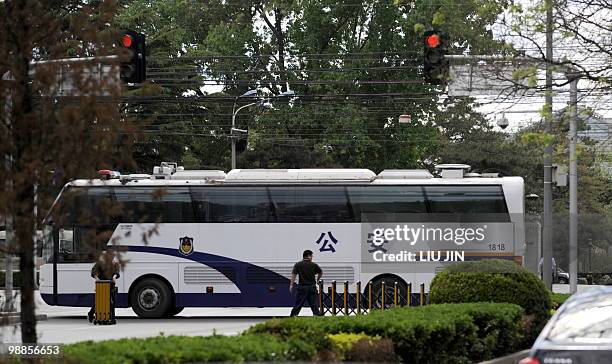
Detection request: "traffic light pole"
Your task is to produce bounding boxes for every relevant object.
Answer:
[542,0,554,290]
[568,74,579,294]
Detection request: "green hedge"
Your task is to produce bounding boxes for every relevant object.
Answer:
[551,292,572,309]
[429,259,551,344]
[249,303,526,364]
[34,303,526,364]
[40,334,312,364]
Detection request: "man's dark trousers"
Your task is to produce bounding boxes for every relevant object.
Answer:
[290,284,321,316]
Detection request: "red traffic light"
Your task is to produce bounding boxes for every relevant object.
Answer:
[121,34,133,48]
[425,33,441,48]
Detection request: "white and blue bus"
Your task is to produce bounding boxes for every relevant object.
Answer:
[40,163,524,318]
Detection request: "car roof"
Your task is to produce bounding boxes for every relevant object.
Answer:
[562,286,612,309]
[531,286,612,351]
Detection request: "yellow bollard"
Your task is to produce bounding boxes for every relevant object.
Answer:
[332,281,337,315]
[356,281,361,315]
[407,282,412,306]
[368,281,373,311]
[420,283,425,306]
[344,281,349,315]
[381,281,385,310]
[394,282,398,307]
[318,280,324,316]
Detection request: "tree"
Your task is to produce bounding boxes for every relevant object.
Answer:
[0,0,133,343]
[501,0,611,88]
[116,0,511,172]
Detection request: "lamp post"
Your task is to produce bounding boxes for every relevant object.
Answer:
[231,90,258,170]
[230,89,296,169]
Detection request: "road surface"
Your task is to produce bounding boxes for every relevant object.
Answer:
[0,284,600,344]
[1,291,294,344]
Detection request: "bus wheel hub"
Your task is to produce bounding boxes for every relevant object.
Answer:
[139,288,160,309]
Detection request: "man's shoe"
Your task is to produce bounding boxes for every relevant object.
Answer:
[87,311,93,323]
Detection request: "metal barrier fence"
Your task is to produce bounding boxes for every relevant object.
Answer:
[317,280,428,316]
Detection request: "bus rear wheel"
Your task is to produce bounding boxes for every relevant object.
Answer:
[131,278,172,318]
[369,278,407,310]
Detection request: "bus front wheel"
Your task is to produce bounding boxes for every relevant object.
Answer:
[131,278,172,318]
[164,306,184,317]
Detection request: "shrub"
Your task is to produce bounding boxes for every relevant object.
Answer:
[328,332,397,362]
[429,259,551,344]
[249,302,525,364]
[43,333,310,364]
[550,292,572,310]
[328,332,373,357]
[348,337,396,362]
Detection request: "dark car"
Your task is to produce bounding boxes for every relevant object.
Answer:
[520,286,612,364]
[557,267,570,284]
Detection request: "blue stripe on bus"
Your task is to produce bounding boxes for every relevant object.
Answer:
[41,293,130,308]
[120,245,295,306]
[40,292,294,308]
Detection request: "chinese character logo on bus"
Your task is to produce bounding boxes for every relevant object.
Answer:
[316,231,338,253]
[179,236,194,256]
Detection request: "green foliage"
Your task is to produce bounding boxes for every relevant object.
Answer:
[520,132,556,147]
[249,303,526,363]
[328,332,397,362]
[116,0,509,171]
[328,332,373,354]
[550,292,572,310]
[429,259,551,344]
[432,11,446,25]
[36,303,525,364]
[48,334,308,364]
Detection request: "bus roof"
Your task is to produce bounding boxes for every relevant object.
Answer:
[66,164,523,187]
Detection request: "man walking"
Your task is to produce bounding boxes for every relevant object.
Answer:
[290,249,323,316]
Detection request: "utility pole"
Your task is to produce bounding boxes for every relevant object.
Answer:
[542,0,555,290]
[2,71,15,313]
[568,75,578,294]
[2,218,15,313]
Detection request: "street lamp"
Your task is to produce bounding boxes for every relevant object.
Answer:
[231,90,259,170]
[279,90,296,98]
[230,89,296,169]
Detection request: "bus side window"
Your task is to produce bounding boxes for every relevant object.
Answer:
[423,185,510,222]
[347,186,427,222]
[207,187,272,223]
[191,188,209,223]
[113,187,195,223]
[269,186,352,223]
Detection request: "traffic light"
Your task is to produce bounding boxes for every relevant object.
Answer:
[120,31,146,83]
[423,31,448,85]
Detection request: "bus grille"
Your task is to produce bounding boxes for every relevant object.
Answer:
[184,266,236,284]
[246,266,355,284]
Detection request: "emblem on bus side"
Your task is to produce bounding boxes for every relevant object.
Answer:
[179,236,194,256]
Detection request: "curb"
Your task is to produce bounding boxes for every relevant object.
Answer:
[0,313,48,325]
[478,349,530,364]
